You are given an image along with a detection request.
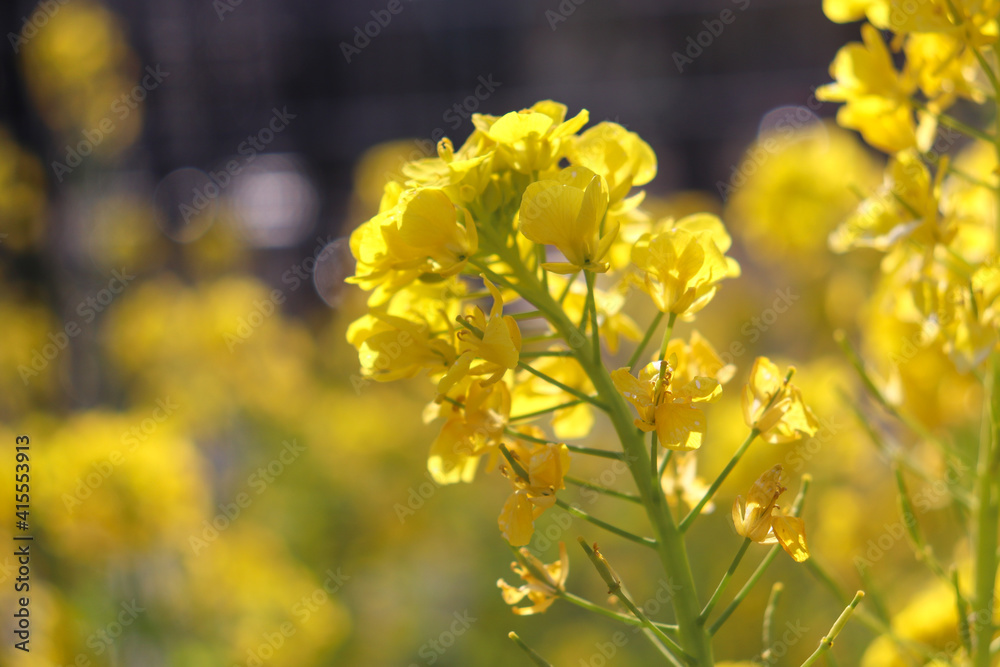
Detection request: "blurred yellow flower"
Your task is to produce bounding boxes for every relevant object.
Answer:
[498,436,571,545]
[498,542,569,614]
[725,123,881,274]
[742,357,820,444]
[427,379,510,484]
[511,354,596,439]
[817,24,917,153]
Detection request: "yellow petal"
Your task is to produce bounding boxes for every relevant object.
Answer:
[499,490,536,546]
[772,512,810,562]
[654,402,707,451]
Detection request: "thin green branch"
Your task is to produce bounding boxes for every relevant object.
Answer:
[555,498,658,548]
[834,330,957,464]
[519,362,610,411]
[565,475,641,503]
[699,537,752,624]
[508,632,553,667]
[628,311,665,372]
[679,368,794,532]
[510,398,586,422]
[761,582,784,663]
[710,476,811,635]
[585,271,602,364]
[578,539,692,667]
[560,590,679,634]
[798,591,865,667]
[518,350,575,358]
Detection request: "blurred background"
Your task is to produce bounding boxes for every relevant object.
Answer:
[0,0,982,665]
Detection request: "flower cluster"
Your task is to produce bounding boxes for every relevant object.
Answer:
[820,2,1000,373]
[815,6,1000,665]
[347,101,821,664]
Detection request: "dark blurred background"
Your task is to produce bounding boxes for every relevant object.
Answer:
[0,0,857,262]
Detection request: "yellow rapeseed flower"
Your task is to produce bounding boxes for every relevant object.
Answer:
[566,121,657,208]
[611,360,721,451]
[498,542,569,615]
[426,379,511,484]
[732,465,810,562]
[742,357,820,444]
[817,24,917,153]
[479,100,589,173]
[518,165,618,273]
[498,436,571,546]
[438,278,521,394]
[631,214,738,317]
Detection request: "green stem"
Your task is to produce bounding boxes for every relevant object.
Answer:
[585,271,602,363]
[555,498,657,548]
[972,355,1000,667]
[561,590,679,635]
[651,313,678,481]
[518,362,609,411]
[628,311,665,372]
[798,591,865,667]
[563,443,626,460]
[761,582,784,662]
[565,475,641,503]
[510,398,586,421]
[680,428,758,532]
[518,350,575,358]
[710,477,810,636]
[560,590,678,633]
[502,259,715,665]
[835,330,957,464]
[698,538,752,624]
[505,428,623,460]
[893,465,949,581]
[680,367,794,532]
[578,539,692,667]
[839,389,973,508]
[508,632,553,667]
[805,558,942,663]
